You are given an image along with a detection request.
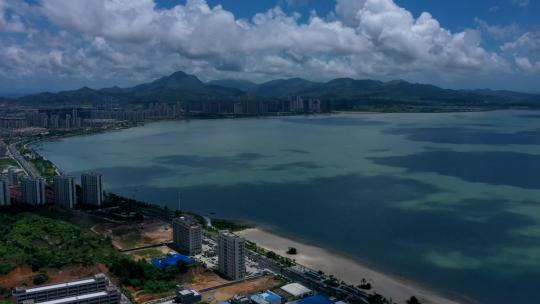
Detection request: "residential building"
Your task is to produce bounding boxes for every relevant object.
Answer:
[8,167,19,186]
[218,230,246,280]
[81,172,103,206]
[13,274,120,304]
[0,177,10,206]
[172,216,202,255]
[21,176,46,205]
[54,175,77,208]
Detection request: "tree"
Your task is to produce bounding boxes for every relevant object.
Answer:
[287,247,297,255]
[33,272,49,285]
[407,296,421,304]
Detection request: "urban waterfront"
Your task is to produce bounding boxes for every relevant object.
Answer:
[34,110,540,304]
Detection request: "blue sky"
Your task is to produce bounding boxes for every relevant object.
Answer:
[0,0,539,95]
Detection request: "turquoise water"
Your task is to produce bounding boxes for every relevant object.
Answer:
[34,111,540,303]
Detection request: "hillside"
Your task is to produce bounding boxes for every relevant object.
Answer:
[8,71,540,109]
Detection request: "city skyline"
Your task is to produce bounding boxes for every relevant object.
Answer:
[0,0,539,96]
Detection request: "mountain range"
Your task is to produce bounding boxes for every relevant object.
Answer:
[6,70,540,109]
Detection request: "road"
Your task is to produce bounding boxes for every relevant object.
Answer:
[8,142,40,178]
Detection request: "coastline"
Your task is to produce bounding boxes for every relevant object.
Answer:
[237,228,471,304]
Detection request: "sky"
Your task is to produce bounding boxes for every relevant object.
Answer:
[0,0,539,96]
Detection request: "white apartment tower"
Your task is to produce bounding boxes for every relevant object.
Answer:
[21,176,46,205]
[172,216,202,255]
[81,172,103,206]
[54,175,76,208]
[218,230,246,280]
[0,178,10,206]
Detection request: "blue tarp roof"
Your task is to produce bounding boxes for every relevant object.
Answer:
[298,295,333,304]
[251,291,282,304]
[151,254,195,269]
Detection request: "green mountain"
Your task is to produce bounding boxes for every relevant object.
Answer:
[16,71,245,104]
[9,70,540,109]
[207,79,257,91]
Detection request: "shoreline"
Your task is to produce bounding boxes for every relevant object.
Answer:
[237,227,472,304]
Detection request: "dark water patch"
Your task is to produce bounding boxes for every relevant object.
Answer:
[282,149,310,154]
[264,161,323,171]
[369,150,540,189]
[71,165,175,185]
[384,127,540,145]
[516,114,540,118]
[154,153,267,170]
[283,117,387,126]
[367,148,391,153]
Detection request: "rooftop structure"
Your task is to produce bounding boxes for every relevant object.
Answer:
[175,285,202,304]
[279,283,313,300]
[250,291,282,304]
[151,254,195,270]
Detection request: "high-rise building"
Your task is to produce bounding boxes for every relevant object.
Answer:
[81,172,103,206]
[21,176,46,205]
[13,273,120,304]
[8,168,19,186]
[218,230,246,280]
[173,216,202,255]
[0,178,10,206]
[54,175,76,208]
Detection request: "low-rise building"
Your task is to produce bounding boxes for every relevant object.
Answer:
[175,285,201,304]
[279,283,313,300]
[13,274,118,304]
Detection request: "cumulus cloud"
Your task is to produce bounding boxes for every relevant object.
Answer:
[502,31,540,74]
[0,0,520,88]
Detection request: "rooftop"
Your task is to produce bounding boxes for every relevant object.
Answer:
[280,283,312,297]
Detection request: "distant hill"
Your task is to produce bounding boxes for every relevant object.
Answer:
[16,71,246,104]
[8,70,540,109]
[208,79,257,91]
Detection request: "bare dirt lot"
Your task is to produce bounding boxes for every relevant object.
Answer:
[92,219,172,250]
[127,245,174,261]
[200,276,282,304]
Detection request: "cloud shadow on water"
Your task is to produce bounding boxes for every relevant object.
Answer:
[153,153,268,170]
[383,127,540,145]
[369,150,540,189]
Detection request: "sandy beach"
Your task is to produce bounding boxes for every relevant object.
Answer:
[237,228,467,304]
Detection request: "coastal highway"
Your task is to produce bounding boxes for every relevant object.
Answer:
[8,143,40,178]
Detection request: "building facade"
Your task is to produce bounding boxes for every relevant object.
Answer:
[81,172,103,206]
[21,176,46,205]
[54,175,77,208]
[13,274,119,304]
[218,230,246,280]
[0,177,10,206]
[8,168,19,186]
[172,216,202,256]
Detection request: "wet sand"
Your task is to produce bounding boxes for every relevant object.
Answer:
[237,228,468,304]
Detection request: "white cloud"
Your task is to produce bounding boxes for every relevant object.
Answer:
[511,0,529,7]
[475,18,519,40]
[502,31,540,74]
[0,0,519,88]
[0,0,26,32]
